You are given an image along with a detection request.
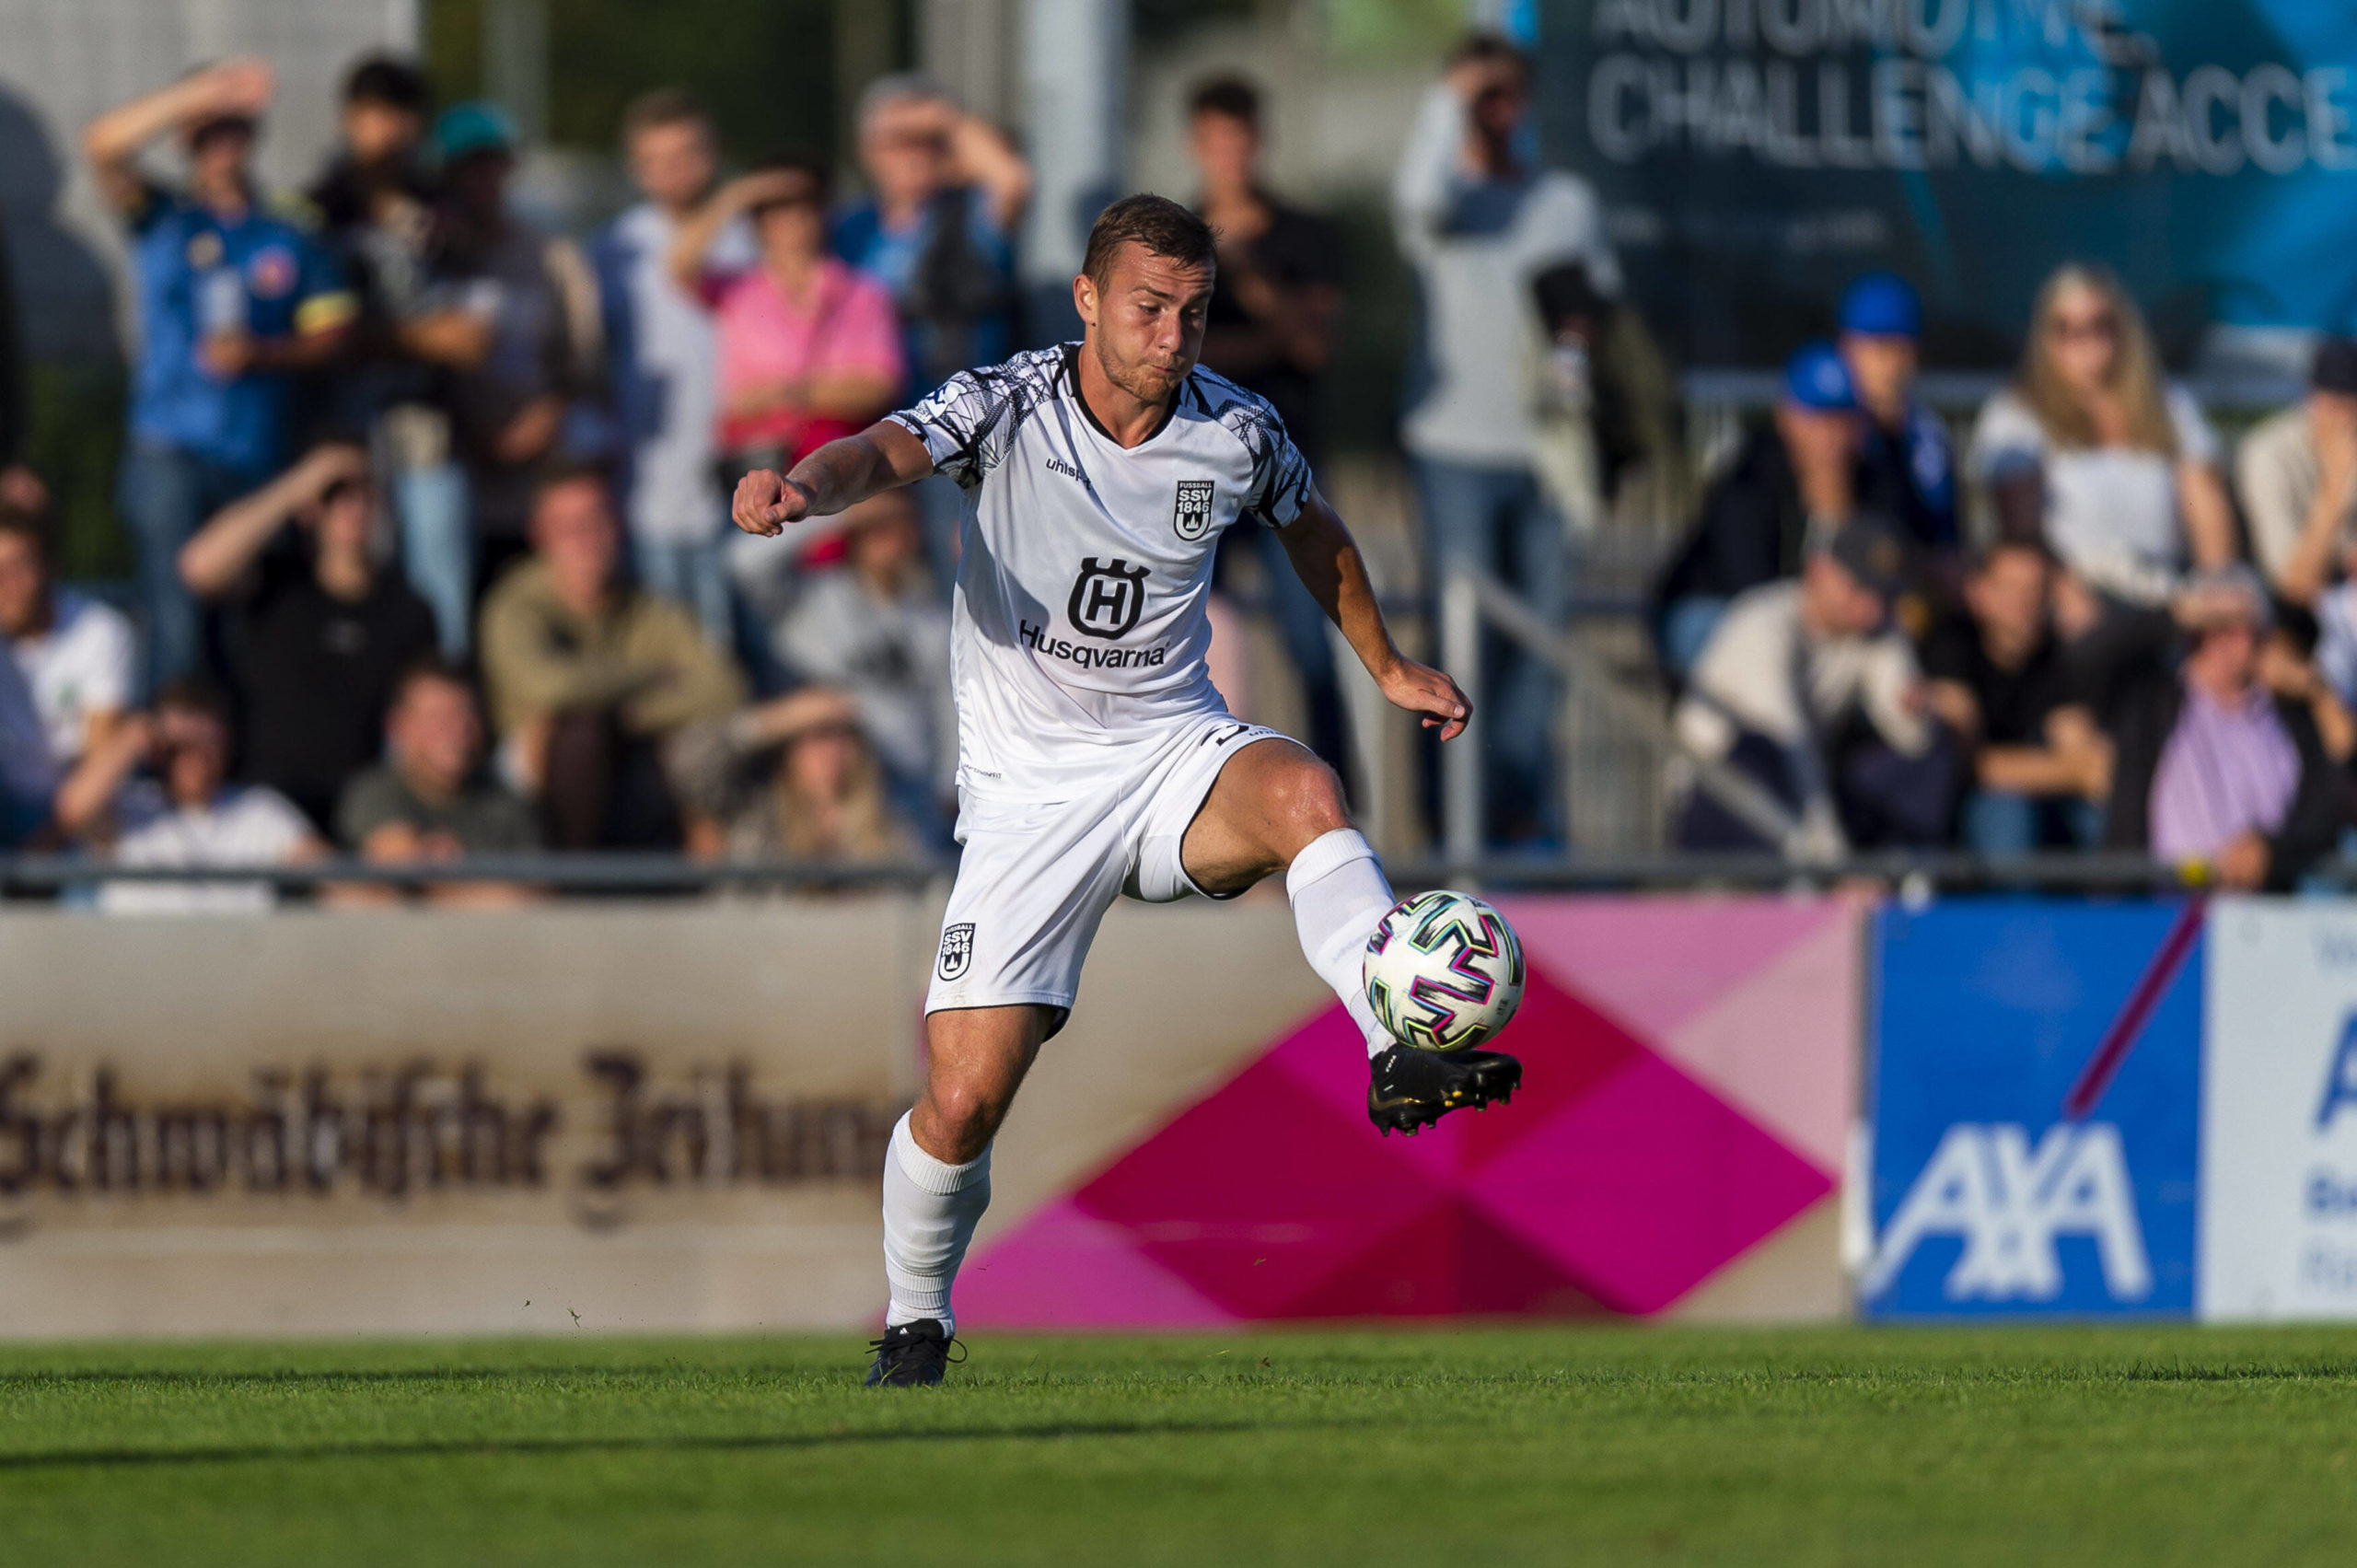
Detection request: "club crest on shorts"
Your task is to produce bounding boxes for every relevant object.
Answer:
[1067,557,1148,639]
[936,923,975,982]
[1172,478,1215,541]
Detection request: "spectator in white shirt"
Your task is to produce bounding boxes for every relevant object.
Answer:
[1674,517,1949,856]
[0,507,135,767]
[592,89,753,646]
[59,678,322,913]
[1968,263,2235,616]
[1393,30,1619,848]
[2235,336,2357,609]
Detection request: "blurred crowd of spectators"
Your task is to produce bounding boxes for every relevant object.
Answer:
[1659,266,2357,890]
[2,32,2356,905]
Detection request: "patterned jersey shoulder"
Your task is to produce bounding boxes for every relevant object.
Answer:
[1187,366,1313,527]
[889,346,1072,487]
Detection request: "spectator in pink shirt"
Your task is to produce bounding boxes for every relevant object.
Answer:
[668,151,903,487]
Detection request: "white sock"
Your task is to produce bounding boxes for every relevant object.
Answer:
[1285,828,1397,1059]
[881,1111,992,1336]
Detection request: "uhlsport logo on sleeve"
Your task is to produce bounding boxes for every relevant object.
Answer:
[1066,557,1148,639]
[1172,479,1215,540]
[1864,900,2202,1318]
[936,923,975,982]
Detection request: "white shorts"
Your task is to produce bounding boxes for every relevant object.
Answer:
[926,714,1293,1030]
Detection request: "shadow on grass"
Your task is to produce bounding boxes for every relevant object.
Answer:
[0,1417,1319,1472]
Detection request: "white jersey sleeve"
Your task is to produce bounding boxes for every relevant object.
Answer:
[888,354,1066,490]
[1201,378,1314,528]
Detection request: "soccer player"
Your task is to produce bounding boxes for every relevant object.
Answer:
[730,195,1522,1388]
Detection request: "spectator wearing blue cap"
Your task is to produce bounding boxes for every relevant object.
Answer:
[1654,341,1861,678]
[84,60,358,692]
[1838,272,1956,559]
[431,102,602,613]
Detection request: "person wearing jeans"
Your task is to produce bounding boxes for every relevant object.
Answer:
[1393,32,1618,847]
[85,60,355,691]
[1411,458,1567,845]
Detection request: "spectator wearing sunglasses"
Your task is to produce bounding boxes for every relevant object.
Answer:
[1968,263,2235,617]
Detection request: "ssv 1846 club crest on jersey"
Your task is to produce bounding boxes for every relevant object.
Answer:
[1172,478,1216,540]
[1067,557,1149,639]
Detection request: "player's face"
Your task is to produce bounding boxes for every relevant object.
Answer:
[1078,243,1213,406]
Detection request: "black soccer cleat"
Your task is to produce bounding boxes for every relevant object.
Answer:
[865,1318,959,1388]
[1367,1042,1523,1136]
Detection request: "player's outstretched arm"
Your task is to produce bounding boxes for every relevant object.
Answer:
[730,420,935,538]
[1279,487,1471,742]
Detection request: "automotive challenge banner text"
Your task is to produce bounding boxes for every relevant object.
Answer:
[1536,0,2357,365]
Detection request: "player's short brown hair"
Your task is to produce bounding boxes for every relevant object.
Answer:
[621,87,711,145]
[1081,194,1216,293]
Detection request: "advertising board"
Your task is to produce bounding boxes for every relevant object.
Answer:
[1863,900,2203,1319]
[2200,898,2357,1319]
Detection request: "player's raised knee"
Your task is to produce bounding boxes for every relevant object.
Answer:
[1264,752,1351,848]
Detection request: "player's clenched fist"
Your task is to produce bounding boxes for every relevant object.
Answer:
[731,469,811,537]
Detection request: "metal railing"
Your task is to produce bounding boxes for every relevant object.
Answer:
[1437,561,1800,865]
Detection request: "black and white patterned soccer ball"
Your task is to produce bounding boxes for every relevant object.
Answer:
[1362,890,1525,1052]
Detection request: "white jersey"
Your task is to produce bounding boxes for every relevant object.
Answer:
[889,343,1314,799]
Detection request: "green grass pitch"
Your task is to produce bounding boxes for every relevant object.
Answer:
[6,1324,2357,1565]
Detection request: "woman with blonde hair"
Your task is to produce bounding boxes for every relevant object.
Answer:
[1968,263,2236,617]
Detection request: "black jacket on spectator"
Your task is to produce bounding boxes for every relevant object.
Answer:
[1199,195,1342,463]
[1855,422,1951,557]
[1655,424,1810,609]
[1919,613,2070,748]
[226,548,439,832]
[2102,669,2342,890]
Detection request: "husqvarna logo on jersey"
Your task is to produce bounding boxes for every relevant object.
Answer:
[1067,557,1148,639]
[1863,1122,2153,1303]
[1173,479,1215,540]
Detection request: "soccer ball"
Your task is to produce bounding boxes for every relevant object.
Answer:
[1363,890,1525,1052]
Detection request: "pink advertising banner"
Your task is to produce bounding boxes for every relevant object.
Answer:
[961,896,1864,1328]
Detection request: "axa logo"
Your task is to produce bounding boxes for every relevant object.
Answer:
[1863,1122,2152,1303]
[1068,557,1148,640]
